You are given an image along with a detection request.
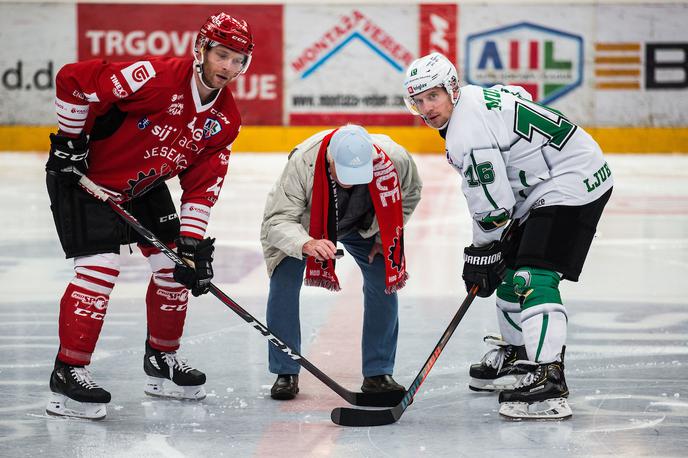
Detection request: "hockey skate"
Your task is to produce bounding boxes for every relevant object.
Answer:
[144,341,206,400]
[46,358,111,420]
[469,334,529,392]
[498,353,572,420]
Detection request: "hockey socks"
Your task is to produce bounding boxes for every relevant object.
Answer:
[58,255,119,365]
[514,267,568,363]
[143,249,188,351]
[140,249,203,399]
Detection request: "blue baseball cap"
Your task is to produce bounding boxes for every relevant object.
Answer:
[328,125,374,185]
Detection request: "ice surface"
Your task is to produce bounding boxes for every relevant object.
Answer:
[1,153,687,457]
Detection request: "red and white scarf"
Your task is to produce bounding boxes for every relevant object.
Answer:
[305,129,408,294]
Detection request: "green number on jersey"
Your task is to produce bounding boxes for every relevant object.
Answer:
[514,101,577,150]
[465,161,495,187]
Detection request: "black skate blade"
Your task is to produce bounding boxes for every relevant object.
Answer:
[351,390,404,407]
[468,385,496,393]
[331,406,399,426]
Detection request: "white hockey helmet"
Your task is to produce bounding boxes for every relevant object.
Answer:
[403,52,460,128]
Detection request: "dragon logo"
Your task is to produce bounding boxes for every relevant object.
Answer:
[125,164,172,198]
[387,226,405,272]
[513,269,533,298]
[315,258,330,270]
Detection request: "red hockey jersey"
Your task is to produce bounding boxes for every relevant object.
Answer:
[54,57,241,238]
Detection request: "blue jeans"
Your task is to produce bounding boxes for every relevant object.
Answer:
[266,232,399,377]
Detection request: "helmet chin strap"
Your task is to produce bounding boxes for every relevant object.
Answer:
[419,105,451,130]
[425,117,450,130]
[438,120,450,130]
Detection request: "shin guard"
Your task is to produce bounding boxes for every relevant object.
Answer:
[142,247,188,351]
[58,254,120,365]
[496,269,524,346]
[514,267,568,363]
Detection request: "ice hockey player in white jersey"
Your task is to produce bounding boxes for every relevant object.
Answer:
[403,52,613,420]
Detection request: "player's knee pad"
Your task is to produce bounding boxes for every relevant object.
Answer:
[513,267,567,320]
[72,253,121,294]
[496,268,520,311]
[144,248,184,289]
[495,269,524,344]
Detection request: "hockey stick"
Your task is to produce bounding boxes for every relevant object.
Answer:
[331,284,479,426]
[77,175,404,408]
[331,221,518,426]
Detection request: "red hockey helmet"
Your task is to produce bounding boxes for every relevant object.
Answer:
[194,12,254,74]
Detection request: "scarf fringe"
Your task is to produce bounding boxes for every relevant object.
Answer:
[385,272,409,295]
[304,278,342,292]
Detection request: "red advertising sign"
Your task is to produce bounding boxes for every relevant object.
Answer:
[77,4,283,125]
[420,4,458,63]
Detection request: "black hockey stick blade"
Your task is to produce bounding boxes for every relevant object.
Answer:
[346,390,405,407]
[77,175,402,408]
[332,404,400,427]
[331,285,480,426]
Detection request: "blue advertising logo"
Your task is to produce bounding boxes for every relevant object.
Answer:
[466,22,583,104]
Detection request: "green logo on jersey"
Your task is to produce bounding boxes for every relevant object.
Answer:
[482,88,502,110]
[410,68,417,76]
[514,101,576,150]
[513,270,533,298]
[584,162,612,192]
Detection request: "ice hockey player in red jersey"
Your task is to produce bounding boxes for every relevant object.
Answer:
[44,12,253,420]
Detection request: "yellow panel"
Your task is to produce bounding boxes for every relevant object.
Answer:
[2,125,687,154]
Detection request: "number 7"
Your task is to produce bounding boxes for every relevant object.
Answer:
[513,101,577,150]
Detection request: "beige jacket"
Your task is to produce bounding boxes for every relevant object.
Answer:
[260,129,423,277]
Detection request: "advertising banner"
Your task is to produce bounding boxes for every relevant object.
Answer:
[78,3,283,125]
[419,4,458,62]
[0,2,686,131]
[285,5,418,125]
[593,4,688,126]
[460,3,688,125]
[0,3,75,124]
[461,5,594,122]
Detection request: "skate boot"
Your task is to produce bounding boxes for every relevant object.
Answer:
[46,358,111,420]
[469,334,529,392]
[143,341,206,400]
[498,350,571,420]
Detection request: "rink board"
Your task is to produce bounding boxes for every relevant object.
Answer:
[0,1,686,152]
[2,125,687,154]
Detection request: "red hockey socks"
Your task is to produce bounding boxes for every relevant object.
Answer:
[58,255,120,365]
[142,247,188,351]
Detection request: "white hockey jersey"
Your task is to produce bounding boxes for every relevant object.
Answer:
[444,84,613,246]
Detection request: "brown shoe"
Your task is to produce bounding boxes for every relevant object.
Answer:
[270,374,299,400]
[361,374,405,393]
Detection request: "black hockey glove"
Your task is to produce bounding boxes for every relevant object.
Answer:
[46,133,89,185]
[173,237,215,297]
[462,242,507,298]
